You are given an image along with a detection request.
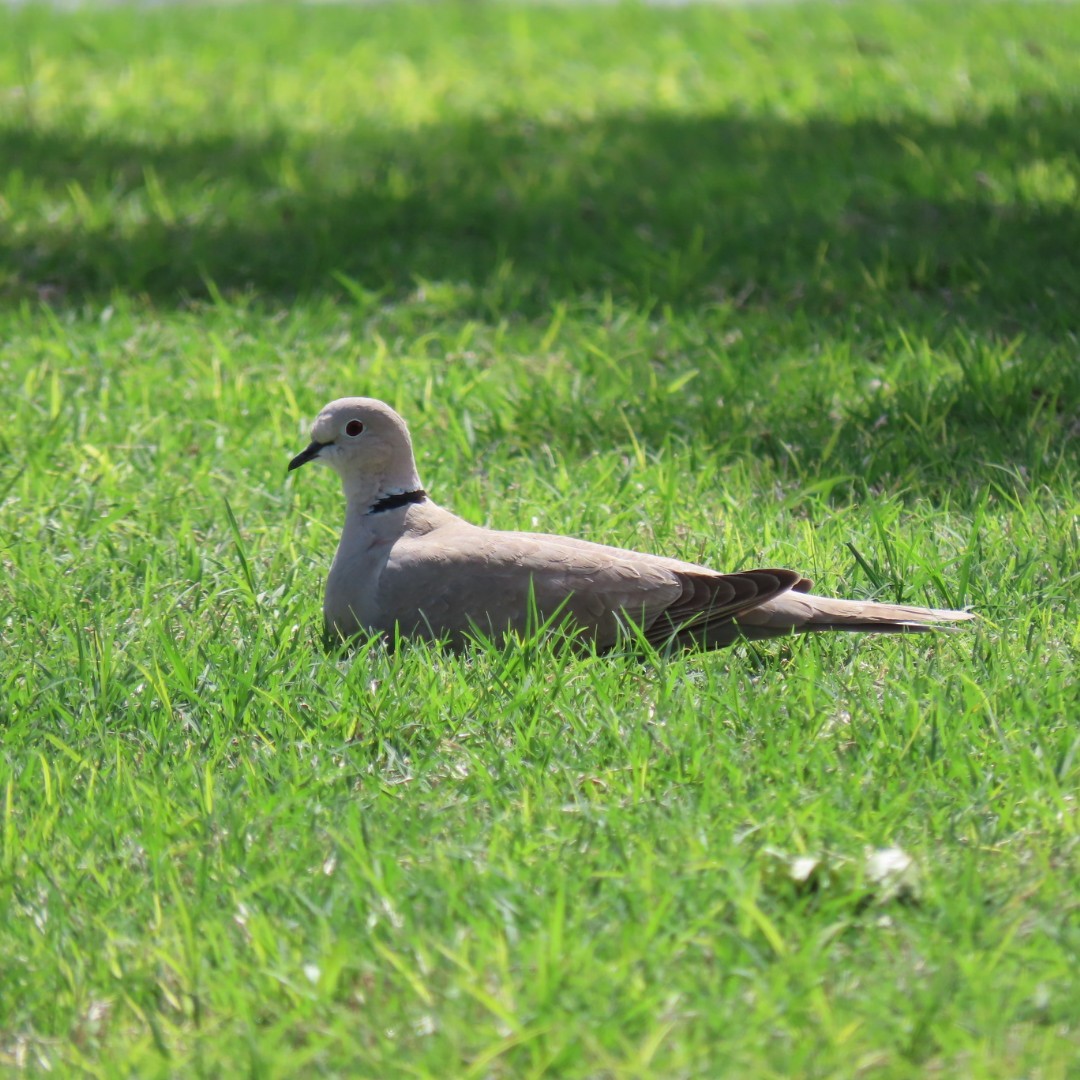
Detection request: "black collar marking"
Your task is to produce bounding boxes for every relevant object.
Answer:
[368,489,428,514]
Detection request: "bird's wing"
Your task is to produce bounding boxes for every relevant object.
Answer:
[372,523,803,649]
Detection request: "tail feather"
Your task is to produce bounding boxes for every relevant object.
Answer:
[732,591,975,642]
[637,566,974,651]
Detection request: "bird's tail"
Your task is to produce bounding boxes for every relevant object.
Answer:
[732,591,976,641]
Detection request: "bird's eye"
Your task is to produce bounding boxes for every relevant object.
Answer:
[344,419,365,437]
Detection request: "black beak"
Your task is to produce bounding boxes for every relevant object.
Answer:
[288,440,329,472]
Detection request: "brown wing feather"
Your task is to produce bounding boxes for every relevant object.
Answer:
[643,568,805,648]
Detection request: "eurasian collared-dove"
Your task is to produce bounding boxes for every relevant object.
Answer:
[289,397,975,650]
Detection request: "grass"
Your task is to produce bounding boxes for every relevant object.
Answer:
[1,0,1078,1075]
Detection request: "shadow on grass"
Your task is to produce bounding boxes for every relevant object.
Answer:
[3,96,1078,334]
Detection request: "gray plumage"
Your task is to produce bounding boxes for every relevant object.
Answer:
[289,398,975,650]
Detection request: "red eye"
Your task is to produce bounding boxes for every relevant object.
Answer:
[345,419,364,437]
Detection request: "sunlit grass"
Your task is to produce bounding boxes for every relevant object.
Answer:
[1,2,1078,1075]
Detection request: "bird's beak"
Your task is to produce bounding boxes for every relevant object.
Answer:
[288,440,329,471]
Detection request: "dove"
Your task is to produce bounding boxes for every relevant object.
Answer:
[289,397,975,650]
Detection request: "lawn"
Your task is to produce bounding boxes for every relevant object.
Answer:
[1,0,1078,1075]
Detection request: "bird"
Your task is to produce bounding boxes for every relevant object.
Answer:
[289,397,975,651]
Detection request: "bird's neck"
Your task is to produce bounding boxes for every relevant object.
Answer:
[340,484,447,549]
[367,488,428,514]
[341,463,424,516]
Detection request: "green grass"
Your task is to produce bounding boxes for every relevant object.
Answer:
[1,1,1079,1075]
